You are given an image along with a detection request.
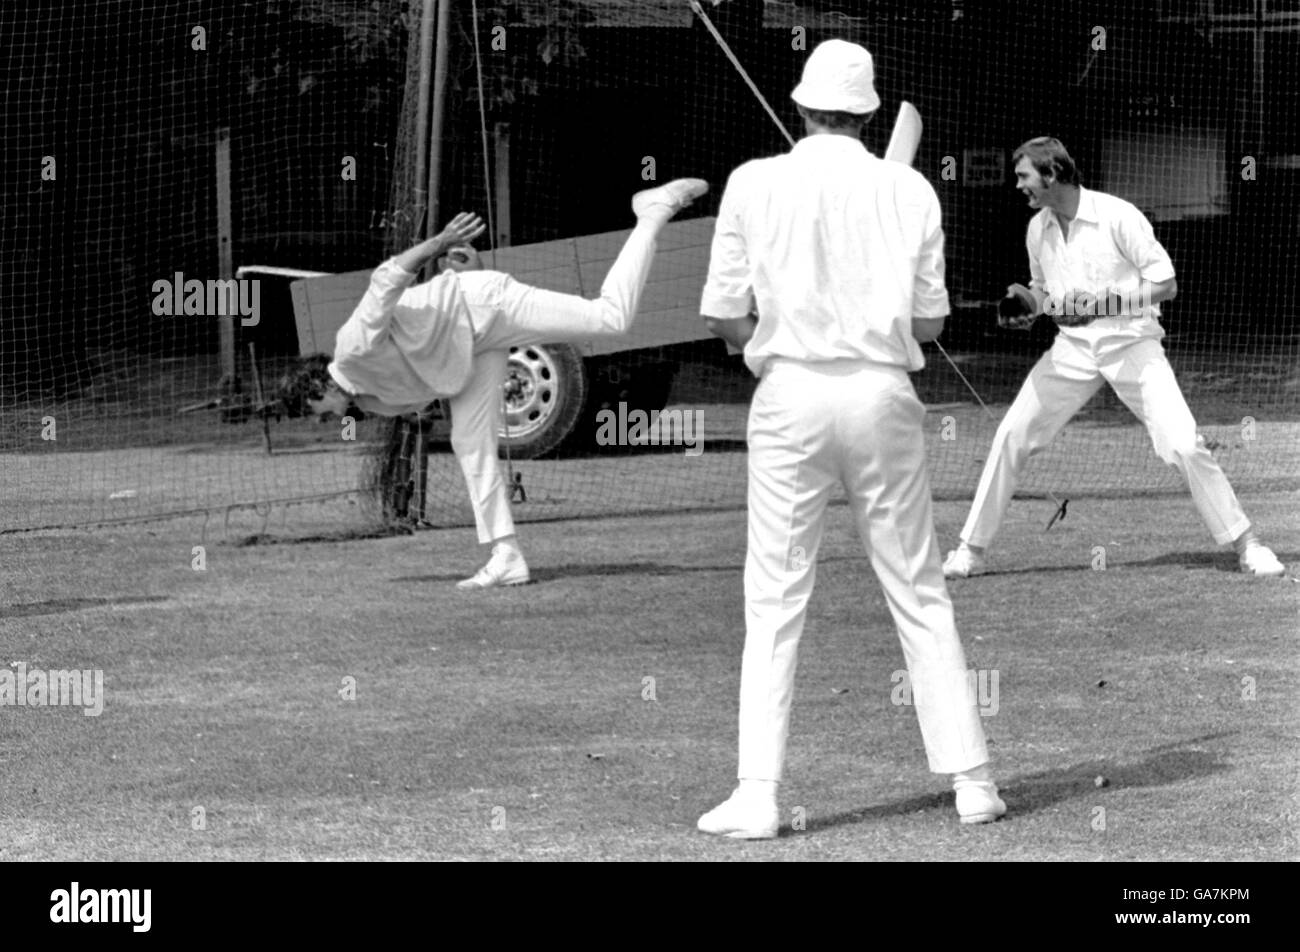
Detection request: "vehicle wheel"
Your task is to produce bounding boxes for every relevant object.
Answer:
[585,358,676,416]
[497,342,587,459]
[577,358,678,451]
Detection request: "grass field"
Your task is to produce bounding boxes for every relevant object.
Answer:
[1,491,1296,861]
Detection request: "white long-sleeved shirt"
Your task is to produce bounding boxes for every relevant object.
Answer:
[328,258,477,415]
[700,134,950,377]
[1027,186,1176,343]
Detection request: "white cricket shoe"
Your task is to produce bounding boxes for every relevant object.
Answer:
[457,544,530,590]
[1239,543,1285,578]
[943,542,987,579]
[697,788,779,840]
[632,178,709,223]
[954,780,1007,825]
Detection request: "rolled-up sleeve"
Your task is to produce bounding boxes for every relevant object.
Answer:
[912,183,950,318]
[700,170,755,319]
[348,258,417,348]
[1115,206,1176,284]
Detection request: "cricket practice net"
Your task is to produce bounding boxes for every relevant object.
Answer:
[2,0,1296,539]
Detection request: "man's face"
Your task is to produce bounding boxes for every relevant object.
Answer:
[438,245,483,273]
[1014,157,1051,209]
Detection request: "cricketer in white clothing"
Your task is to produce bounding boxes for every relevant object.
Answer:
[942,136,1286,580]
[308,179,710,589]
[695,39,1006,839]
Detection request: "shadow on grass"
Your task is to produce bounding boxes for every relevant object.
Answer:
[0,594,172,619]
[800,732,1236,835]
[391,554,878,585]
[949,550,1299,579]
[1127,550,1298,575]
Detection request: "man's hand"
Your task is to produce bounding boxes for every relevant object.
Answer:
[393,212,486,273]
[433,212,486,251]
[704,313,758,354]
[1045,288,1099,327]
[998,283,1038,331]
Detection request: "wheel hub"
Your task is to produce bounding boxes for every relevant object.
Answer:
[501,346,560,440]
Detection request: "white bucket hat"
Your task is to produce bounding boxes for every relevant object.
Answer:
[791,39,881,114]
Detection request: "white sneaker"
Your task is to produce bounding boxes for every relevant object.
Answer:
[954,780,1007,825]
[631,178,709,222]
[1239,543,1285,578]
[942,543,987,579]
[456,544,530,590]
[697,789,779,840]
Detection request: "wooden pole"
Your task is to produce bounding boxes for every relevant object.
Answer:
[494,121,511,251]
[412,0,437,242]
[427,0,452,268]
[215,127,235,385]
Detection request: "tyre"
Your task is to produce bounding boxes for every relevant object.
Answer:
[497,342,588,459]
[585,357,676,420]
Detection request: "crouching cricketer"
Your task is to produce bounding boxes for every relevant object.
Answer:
[305,178,709,589]
[696,39,1004,839]
[943,137,1285,580]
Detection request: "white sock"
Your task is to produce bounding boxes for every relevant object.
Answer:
[737,779,778,802]
[952,763,993,788]
[493,537,522,558]
[962,541,986,556]
[633,209,670,231]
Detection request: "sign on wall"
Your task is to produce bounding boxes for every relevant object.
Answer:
[963,148,1007,186]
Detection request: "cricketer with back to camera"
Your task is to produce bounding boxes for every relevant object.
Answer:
[696,38,1006,839]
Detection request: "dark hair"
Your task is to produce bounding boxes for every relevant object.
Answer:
[269,354,363,420]
[1012,136,1082,186]
[797,104,873,131]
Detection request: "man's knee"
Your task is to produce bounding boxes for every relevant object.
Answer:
[990,415,1039,461]
[594,299,632,335]
[450,424,494,459]
[1153,429,1205,467]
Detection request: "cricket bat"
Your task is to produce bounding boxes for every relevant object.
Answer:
[884,101,922,167]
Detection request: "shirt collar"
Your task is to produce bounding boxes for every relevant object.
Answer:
[1074,187,1099,223]
[1043,186,1097,233]
[792,134,874,157]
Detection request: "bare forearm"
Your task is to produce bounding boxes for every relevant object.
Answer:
[391,237,446,274]
[704,314,757,352]
[1143,277,1177,305]
[392,212,487,274]
[911,316,946,342]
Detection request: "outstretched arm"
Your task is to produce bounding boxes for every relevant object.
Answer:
[393,212,487,274]
[348,213,488,347]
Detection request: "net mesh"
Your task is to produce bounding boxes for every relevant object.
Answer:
[2,0,1296,538]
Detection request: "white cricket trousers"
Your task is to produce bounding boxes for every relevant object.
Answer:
[446,221,660,543]
[960,334,1251,549]
[739,359,990,780]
